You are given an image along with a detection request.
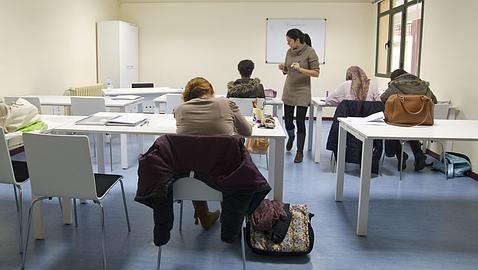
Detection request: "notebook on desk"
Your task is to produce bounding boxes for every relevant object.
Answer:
[105,115,148,126]
[76,115,119,126]
[111,95,141,100]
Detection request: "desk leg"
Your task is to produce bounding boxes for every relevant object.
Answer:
[277,105,284,127]
[96,133,106,173]
[61,197,73,225]
[269,137,285,202]
[357,138,373,236]
[308,105,314,151]
[138,102,145,155]
[32,195,44,240]
[335,124,346,202]
[314,106,323,163]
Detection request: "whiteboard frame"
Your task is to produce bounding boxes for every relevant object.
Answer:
[265,18,327,65]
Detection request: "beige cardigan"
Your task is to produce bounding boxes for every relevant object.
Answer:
[174,97,252,136]
[281,44,320,107]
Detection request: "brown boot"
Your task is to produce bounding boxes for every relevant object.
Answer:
[192,201,220,230]
[294,133,306,163]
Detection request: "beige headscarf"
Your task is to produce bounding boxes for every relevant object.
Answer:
[346,66,370,101]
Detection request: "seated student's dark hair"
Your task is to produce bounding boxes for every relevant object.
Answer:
[238,59,254,77]
[390,69,408,80]
[286,28,312,47]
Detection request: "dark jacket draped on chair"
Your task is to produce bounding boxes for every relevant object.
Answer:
[135,134,271,246]
[326,100,384,165]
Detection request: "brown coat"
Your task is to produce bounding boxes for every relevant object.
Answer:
[174,97,252,136]
[281,44,320,107]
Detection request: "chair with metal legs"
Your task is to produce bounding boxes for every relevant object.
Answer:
[0,128,30,257]
[22,133,131,270]
[156,173,247,270]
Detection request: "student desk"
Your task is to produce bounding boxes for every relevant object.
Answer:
[27,95,144,169]
[102,87,182,113]
[153,95,285,121]
[34,113,286,240]
[309,97,336,163]
[335,118,478,236]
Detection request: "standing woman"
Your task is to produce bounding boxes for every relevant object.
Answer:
[278,28,320,163]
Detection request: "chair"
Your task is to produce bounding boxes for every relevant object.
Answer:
[22,133,131,270]
[3,97,42,114]
[71,97,114,171]
[229,98,268,168]
[0,128,30,256]
[395,101,453,180]
[156,173,247,270]
[165,93,183,114]
[132,82,154,88]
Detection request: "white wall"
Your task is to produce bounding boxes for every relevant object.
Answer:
[0,0,119,97]
[120,2,375,98]
[374,0,478,169]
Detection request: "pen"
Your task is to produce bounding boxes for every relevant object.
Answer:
[140,120,149,127]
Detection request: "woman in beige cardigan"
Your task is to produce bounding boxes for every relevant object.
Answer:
[278,28,320,163]
[174,77,252,230]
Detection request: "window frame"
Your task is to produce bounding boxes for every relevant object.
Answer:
[375,0,425,78]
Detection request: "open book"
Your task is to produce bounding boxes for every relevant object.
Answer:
[76,115,119,126]
[346,112,384,123]
[105,115,148,126]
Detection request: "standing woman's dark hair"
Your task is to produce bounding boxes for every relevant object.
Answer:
[286,28,312,47]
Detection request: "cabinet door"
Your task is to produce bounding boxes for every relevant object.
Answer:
[119,22,138,88]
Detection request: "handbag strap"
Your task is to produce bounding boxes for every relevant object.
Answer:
[398,96,427,115]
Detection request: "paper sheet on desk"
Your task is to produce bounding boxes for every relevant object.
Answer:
[346,112,384,123]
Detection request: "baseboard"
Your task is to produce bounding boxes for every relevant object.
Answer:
[426,149,478,181]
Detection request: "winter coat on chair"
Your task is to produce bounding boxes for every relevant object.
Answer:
[135,134,271,246]
[326,100,384,165]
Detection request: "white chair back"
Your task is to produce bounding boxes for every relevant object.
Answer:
[434,101,451,120]
[173,175,222,202]
[71,97,106,116]
[165,94,183,114]
[0,128,16,185]
[23,133,98,200]
[4,96,42,113]
[228,98,265,116]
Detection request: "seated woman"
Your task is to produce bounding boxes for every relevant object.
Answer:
[174,77,252,230]
[325,66,381,106]
[381,69,438,171]
[227,59,265,98]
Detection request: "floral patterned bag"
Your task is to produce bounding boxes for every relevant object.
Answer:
[246,204,314,256]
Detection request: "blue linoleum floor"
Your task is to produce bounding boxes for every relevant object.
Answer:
[1,121,478,270]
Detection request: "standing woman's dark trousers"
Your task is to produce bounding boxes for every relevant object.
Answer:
[284,104,308,163]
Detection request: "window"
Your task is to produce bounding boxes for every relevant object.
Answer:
[375,0,424,77]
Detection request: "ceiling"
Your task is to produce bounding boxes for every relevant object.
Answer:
[119,0,372,3]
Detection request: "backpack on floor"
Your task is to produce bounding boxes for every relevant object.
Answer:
[246,204,314,256]
[432,152,472,178]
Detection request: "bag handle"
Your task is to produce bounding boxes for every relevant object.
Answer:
[398,96,427,115]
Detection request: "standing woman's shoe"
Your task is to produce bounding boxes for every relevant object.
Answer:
[294,133,306,163]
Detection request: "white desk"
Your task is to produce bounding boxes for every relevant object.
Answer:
[335,119,478,236]
[310,97,336,163]
[153,95,284,121]
[35,113,286,239]
[28,95,144,169]
[102,87,182,113]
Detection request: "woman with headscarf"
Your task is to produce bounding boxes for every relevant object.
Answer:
[325,66,380,106]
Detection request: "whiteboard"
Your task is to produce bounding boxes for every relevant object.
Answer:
[266,18,326,64]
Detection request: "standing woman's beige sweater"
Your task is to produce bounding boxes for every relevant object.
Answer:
[174,97,252,136]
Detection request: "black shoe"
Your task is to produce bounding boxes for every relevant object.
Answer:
[294,151,303,163]
[414,152,427,171]
[397,152,408,171]
[286,129,295,151]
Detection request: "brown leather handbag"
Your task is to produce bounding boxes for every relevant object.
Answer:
[384,94,434,126]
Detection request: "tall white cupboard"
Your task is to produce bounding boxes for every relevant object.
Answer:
[97,21,138,89]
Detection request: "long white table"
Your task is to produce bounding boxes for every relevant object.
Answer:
[153,95,285,121]
[102,87,182,113]
[335,119,478,236]
[33,113,286,239]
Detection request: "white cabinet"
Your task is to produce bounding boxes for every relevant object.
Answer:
[97,21,138,89]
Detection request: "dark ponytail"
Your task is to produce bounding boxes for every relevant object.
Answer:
[286,28,312,47]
